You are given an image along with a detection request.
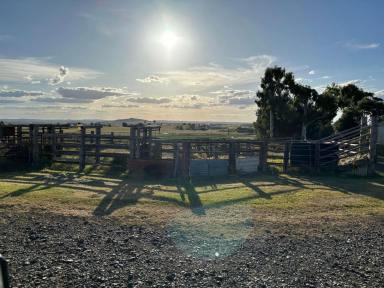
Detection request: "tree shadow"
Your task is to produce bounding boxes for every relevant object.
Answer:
[296,174,384,201]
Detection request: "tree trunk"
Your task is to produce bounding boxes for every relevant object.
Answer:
[269,109,274,138]
[301,123,307,141]
[302,103,308,141]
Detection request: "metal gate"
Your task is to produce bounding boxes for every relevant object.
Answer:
[189,159,228,177]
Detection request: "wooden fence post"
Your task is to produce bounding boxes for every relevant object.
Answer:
[129,127,136,159]
[259,141,268,171]
[17,126,22,144]
[59,128,63,144]
[95,126,101,164]
[79,126,86,171]
[32,125,40,165]
[51,128,57,161]
[368,116,378,175]
[228,142,236,174]
[314,142,321,172]
[173,143,180,177]
[182,142,191,178]
[283,142,290,173]
[90,130,94,144]
[153,142,161,159]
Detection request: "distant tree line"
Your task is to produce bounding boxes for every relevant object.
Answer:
[254,66,384,140]
[176,123,209,131]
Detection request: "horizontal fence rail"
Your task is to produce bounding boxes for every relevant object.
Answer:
[0,119,380,176]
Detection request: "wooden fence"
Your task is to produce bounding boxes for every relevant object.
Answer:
[0,120,380,176]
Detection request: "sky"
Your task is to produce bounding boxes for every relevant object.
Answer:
[0,0,383,122]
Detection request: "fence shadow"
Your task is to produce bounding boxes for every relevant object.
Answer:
[0,171,112,199]
[2,168,382,217]
[296,174,384,201]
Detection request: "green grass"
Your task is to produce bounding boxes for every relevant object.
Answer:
[0,168,383,228]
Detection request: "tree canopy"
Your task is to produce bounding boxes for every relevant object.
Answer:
[254,67,383,140]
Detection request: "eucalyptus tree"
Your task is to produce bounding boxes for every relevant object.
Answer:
[255,66,296,138]
[335,84,384,131]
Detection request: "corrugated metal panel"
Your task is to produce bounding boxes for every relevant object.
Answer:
[190,159,228,177]
[236,156,259,174]
[208,160,228,176]
[190,160,209,177]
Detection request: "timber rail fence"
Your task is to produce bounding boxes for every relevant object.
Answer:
[0,119,379,176]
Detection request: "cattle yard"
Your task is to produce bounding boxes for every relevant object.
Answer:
[0,119,379,177]
[0,121,383,287]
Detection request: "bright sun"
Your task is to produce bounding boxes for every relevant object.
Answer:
[159,30,180,51]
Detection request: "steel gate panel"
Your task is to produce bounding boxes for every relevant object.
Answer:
[190,159,228,177]
[236,156,259,174]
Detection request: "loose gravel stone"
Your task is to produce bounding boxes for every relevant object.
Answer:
[0,211,383,287]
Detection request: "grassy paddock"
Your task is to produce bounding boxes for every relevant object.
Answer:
[0,166,383,232]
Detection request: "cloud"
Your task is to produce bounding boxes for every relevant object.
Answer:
[49,66,69,85]
[345,41,380,50]
[0,89,44,97]
[321,75,331,79]
[136,75,169,84]
[137,55,275,89]
[31,87,137,104]
[375,90,384,99]
[0,99,24,104]
[161,103,205,109]
[128,97,172,104]
[211,88,255,106]
[56,86,134,101]
[308,70,315,75]
[0,57,101,83]
[339,79,362,86]
[31,97,91,104]
[102,104,140,108]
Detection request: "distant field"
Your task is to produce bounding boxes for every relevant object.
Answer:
[65,123,256,140]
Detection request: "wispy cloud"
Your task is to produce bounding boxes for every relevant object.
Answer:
[0,89,44,97]
[54,87,136,103]
[345,41,380,50]
[0,57,101,84]
[211,87,255,106]
[137,55,275,90]
[128,97,172,104]
[339,79,362,86]
[31,87,137,104]
[136,75,169,84]
[308,70,315,75]
[0,99,24,104]
[375,90,384,98]
[102,104,140,109]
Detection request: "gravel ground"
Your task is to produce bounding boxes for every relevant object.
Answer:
[1,211,383,288]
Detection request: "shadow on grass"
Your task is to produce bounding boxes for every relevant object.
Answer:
[0,171,112,199]
[296,173,384,201]
[1,165,383,216]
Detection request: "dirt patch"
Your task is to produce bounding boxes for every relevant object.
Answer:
[1,211,383,287]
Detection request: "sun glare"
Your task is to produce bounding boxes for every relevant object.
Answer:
[159,30,180,51]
